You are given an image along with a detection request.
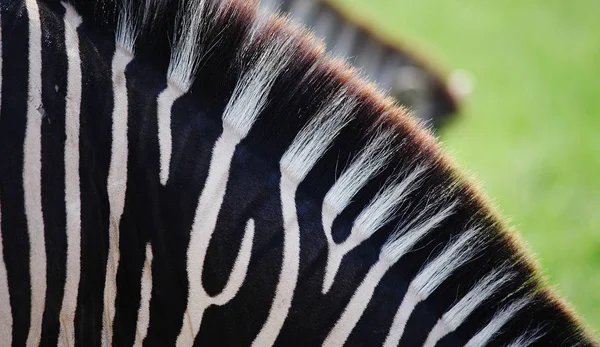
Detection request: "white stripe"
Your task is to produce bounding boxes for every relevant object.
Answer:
[101,48,133,346]
[156,0,212,187]
[177,38,290,345]
[253,94,354,347]
[134,243,153,346]
[157,85,183,185]
[381,287,419,347]
[0,198,13,345]
[24,0,45,345]
[159,6,293,187]
[422,269,514,347]
[383,228,481,347]
[250,176,299,347]
[322,260,389,347]
[176,129,255,347]
[465,297,531,347]
[323,202,457,347]
[57,3,83,346]
[322,164,426,294]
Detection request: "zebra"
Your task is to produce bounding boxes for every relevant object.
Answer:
[0,0,595,346]
[259,0,470,130]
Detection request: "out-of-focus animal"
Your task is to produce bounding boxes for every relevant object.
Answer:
[261,0,473,130]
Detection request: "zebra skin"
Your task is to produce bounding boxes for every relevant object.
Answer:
[0,0,595,346]
[259,0,465,130]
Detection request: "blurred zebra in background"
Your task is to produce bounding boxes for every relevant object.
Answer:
[260,0,472,130]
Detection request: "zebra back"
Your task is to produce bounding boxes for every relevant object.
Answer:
[0,0,595,346]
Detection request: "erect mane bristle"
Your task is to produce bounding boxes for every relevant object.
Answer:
[55,0,597,344]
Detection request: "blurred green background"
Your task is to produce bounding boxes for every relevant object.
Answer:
[335,0,600,332]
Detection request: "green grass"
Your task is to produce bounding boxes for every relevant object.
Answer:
[336,0,600,332]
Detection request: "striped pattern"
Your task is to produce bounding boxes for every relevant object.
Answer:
[260,0,463,129]
[23,0,46,345]
[57,3,82,345]
[0,0,594,346]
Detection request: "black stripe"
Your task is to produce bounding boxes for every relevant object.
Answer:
[195,144,284,346]
[142,92,218,347]
[73,22,114,347]
[0,1,32,345]
[111,57,161,347]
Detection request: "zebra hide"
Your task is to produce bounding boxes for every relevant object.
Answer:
[0,0,595,346]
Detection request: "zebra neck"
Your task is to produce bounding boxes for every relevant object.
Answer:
[0,0,594,346]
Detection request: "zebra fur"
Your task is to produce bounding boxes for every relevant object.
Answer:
[0,0,595,346]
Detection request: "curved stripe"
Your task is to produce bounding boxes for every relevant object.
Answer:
[323,260,389,347]
[177,128,254,347]
[255,94,354,346]
[322,164,426,294]
[157,84,182,185]
[101,48,133,346]
[381,287,419,347]
[324,203,457,347]
[135,244,153,346]
[57,3,83,346]
[251,175,301,347]
[23,0,45,345]
[320,131,394,295]
[178,38,290,345]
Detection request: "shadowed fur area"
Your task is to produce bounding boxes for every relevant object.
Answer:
[0,0,596,346]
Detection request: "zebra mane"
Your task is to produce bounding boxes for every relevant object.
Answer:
[35,0,596,345]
